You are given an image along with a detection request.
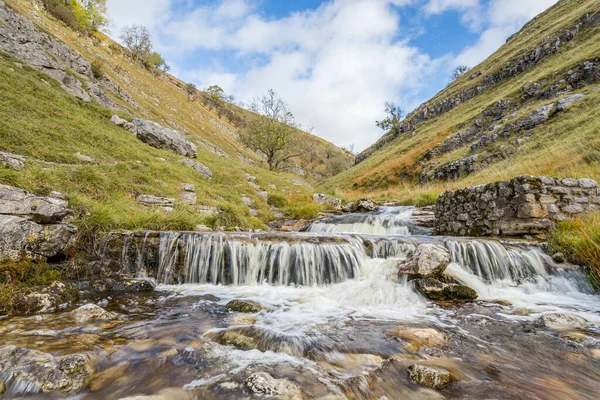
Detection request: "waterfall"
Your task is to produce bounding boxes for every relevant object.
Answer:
[307,207,427,235]
[156,233,367,286]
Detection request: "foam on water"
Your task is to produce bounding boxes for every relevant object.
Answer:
[306,206,419,235]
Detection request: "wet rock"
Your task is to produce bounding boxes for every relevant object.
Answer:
[0,184,73,223]
[229,313,257,326]
[245,372,302,399]
[552,252,566,263]
[407,364,451,389]
[312,193,342,211]
[413,278,477,301]
[534,313,589,330]
[0,215,77,262]
[225,299,264,313]
[387,326,446,348]
[442,284,478,300]
[0,345,95,394]
[71,304,116,323]
[351,199,379,213]
[91,278,155,293]
[137,195,175,212]
[221,330,256,350]
[0,151,26,170]
[180,159,213,179]
[245,173,257,181]
[397,244,451,279]
[132,119,197,157]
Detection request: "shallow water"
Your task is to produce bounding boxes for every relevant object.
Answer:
[2,208,600,399]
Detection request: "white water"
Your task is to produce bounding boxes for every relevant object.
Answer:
[307,206,418,235]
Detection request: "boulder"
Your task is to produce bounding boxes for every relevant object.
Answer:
[75,152,94,163]
[245,372,302,399]
[557,94,585,111]
[534,313,589,330]
[351,199,379,213]
[0,151,26,170]
[0,215,77,262]
[407,364,451,389]
[71,304,116,323]
[225,299,264,313]
[181,191,197,206]
[132,119,197,157]
[441,284,478,300]
[241,196,253,207]
[256,191,268,201]
[110,115,127,126]
[412,278,478,302]
[398,244,451,279]
[0,345,95,394]
[0,184,73,223]
[342,201,356,213]
[179,159,213,179]
[137,195,175,212]
[312,193,341,211]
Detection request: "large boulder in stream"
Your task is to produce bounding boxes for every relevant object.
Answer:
[413,278,478,302]
[398,244,451,279]
[131,119,197,157]
[0,345,95,395]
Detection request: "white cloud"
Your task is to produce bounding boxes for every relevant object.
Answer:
[424,0,479,15]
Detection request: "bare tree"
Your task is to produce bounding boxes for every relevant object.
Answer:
[449,65,471,82]
[241,89,305,171]
[376,101,404,132]
[120,24,152,61]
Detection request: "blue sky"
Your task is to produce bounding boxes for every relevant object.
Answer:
[106,0,558,151]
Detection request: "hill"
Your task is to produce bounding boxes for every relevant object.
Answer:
[0,0,352,233]
[322,0,600,205]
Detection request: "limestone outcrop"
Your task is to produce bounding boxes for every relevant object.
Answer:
[435,175,599,236]
[312,193,342,211]
[180,159,213,179]
[131,119,197,157]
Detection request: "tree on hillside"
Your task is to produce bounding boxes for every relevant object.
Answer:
[376,101,404,133]
[241,89,305,171]
[80,0,108,31]
[449,65,471,82]
[205,85,236,104]
[120,24,153,61]
[186,83,197,101]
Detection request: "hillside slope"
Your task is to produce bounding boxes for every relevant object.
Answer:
[0,0,351,232]
[323,0,600,204]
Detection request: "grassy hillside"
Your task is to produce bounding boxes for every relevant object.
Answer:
[322,0,600,205]
[0,0,351,233]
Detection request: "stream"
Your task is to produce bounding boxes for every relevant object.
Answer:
[1,207,600,399]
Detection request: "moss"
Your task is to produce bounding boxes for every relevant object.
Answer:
[225,299,263,313]
[221,330,256,350]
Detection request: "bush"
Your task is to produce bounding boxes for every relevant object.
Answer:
[285,203,321,220]
[91,57,106,78]
[42,0,79,30]
[267,193,288,208]
[549,212,600,288]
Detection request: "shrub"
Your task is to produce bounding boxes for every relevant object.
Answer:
[42,0,79,30]
[91,57,106,78]
[267,193,288,208]
[285,203,321,220]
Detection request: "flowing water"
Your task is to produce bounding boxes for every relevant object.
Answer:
[2,208,600,399]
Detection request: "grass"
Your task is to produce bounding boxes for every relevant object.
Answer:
[549,212,600,289]
[321,0,600,202]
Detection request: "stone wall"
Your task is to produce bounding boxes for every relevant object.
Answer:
[435,175,599,237]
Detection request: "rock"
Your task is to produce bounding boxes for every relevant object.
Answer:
[387,326,446,348]
[71,304,115,323]
[407,364,451,389]
[197,206,218,216]
[225,299,263,313]
[245,173,256,181]
[49,191,67,201]
[137,195,175,211]
[110,115,128,126]
[534,313,589,330]
[0,215,77,262]
[0,151,26,170]
[181,191,197,206]
[268,184,277,190]
[256,191,268,201]
[0,184,73,223]
[132,119,197,157]
[442,284,478,300]
[90,278,155,293]
[75,152,94,163]
[248,181,260,190]
[182,183,195,192]
[221,331,256,350]
[241,196,253,207]
[312,193,341,211]
[245,372,302,399]
[351,199,379,213]
[342,202,356,213]
[0,346,95,394]
[397,244,451,279]
[557,94,585,111]
[552,252,566,263]
[229,313,256,326]
[179,159,213,179]
[412,278,446,300]
[249,209,258,217]
[195,225,213,232]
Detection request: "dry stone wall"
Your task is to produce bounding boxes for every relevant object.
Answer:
[435,175,599,237]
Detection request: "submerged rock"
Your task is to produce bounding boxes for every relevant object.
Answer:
[408,364,451,389]
[0,345,95,394]
[71,304,116,323]
[534,313,589,330]
[245,372,302,399]
[221,330,256,350]
[225,299,264,313]
[387,326,447,349]
[398,244,451,279]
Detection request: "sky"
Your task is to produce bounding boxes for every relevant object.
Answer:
[105,0,558,152]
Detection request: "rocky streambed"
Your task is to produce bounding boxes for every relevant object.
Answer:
[1,204,600,399]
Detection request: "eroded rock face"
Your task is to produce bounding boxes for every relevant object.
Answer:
[180,159,213,179]
[0,184,73,224]
[0,345,95,395]
[312,194,342,211]
[245,372,302,399]
[407,364,451,389]
[398,244,451,279]
[131,119,197,157]
[70,304,116,323]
